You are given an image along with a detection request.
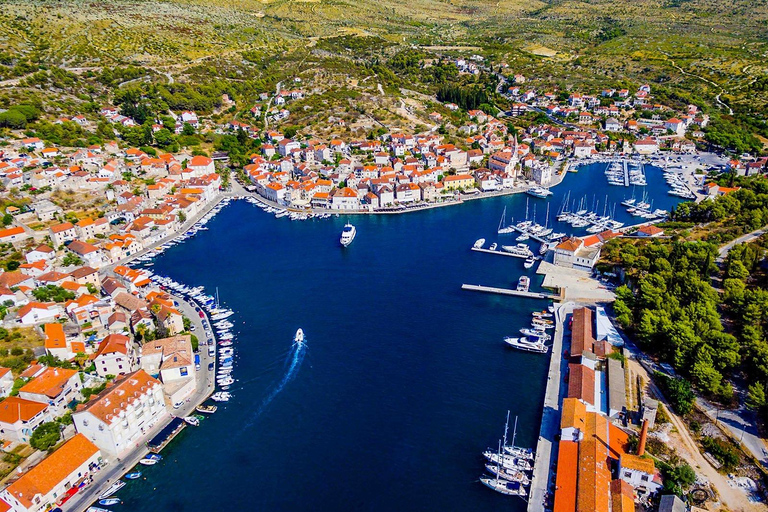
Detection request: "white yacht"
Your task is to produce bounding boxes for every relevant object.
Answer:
[524,256,536,269]
[340,223,356,247]
[516,276,530,293]
[504,336,548,353]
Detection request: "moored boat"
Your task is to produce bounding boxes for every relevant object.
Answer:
[99,481,125,499]
[340,223,356,247]
[504,336,548,353]
[125,471,142,480]
[480,477,527,497]
[98,498,121,506]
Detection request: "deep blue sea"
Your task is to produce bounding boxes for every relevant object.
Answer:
[118,163,681,511]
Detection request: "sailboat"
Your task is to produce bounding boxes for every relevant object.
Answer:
[498,206,515,234]
[481,440,528,497]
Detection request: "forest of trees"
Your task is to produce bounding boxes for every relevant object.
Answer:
[605,177,768,415]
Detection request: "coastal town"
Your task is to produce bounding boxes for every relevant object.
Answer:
[0,41,766,512]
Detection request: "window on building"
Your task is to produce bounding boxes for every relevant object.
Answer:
[641,475,649,482]
[624,471,631,478]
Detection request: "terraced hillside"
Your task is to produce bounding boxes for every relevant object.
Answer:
[0,0,766,144]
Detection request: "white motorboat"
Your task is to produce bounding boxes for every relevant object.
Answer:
[294,328,305,347]
[183,416,200,426]
[99,480,125,499]
[501,245,531,257]
[138,458,159,466]
[516,276,530,293]
[211,392,231,402]
[504,336,548,353]
[489,242,497,251]
[520,328,550,340]
[523,256,535,269]
[525,187,553,198]
[473,238,486,249]
[340,223,356,247]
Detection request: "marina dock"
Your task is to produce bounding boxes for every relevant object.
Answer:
[147,417,187,453]
[527,303,571,512]
[622,161,629,187]
[461,284,560,300]
[471,247,530,259]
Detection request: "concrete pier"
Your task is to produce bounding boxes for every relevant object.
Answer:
[471,247,531,259]
[527,302,573,512]
[461,284,560,300]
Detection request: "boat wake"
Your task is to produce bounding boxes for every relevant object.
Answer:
[243,341,307,428]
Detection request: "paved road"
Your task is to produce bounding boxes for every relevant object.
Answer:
[528,301,573,512]
[716,225,768,263]
[697,397,768,467]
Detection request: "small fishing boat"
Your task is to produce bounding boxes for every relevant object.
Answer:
[473,238,486,249]
[87,508,111,512]
[99,481,125,499]
[196,404,218,414]
[125,471,142,480]
[98,498,121,506]
[183,416,200,426]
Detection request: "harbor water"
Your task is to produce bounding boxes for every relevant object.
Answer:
[118,162,681,511]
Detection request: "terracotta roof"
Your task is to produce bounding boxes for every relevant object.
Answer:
[560,397,587,431]
[50,222,75,234]
[568,363,595,405]
[553,440,579,512]
[142,335,193,370]
[556,237,581,252]
[43,323,66,350]
[19,367,78,398]
[4,434,100,508]
[571,307,595,358]
[621,453,655,474]
[78,370,160,424]
[638,225,663,235]
[0,396,47,424]
[610,479,635,512]
[70,266,98,279]
[577,413,611,512]
[94,334,131,357]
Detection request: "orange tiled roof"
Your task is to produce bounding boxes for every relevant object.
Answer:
[5,434,99,508]
[19,367,78,398]
[78,370,160,423]
[43,323,66,350]
[553,440,579,512]
[0,396,47,424]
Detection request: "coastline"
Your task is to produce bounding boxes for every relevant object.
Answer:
[62,290,217,512]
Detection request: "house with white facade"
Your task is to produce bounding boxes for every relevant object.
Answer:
[1,434,101,512]
[72,370,167,457]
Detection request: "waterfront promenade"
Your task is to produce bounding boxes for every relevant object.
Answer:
[527,302,573,512]
[61,291,216,512]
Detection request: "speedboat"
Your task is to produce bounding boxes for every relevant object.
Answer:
[516,276,530,292]
[473,238,486,249]
[524,256,535,269]
[294,328,305,347]
[99,481,125,499]
[98,498,121,506]
[489,242,497,251]
[183,416,200,426]
[340,223,356,247]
